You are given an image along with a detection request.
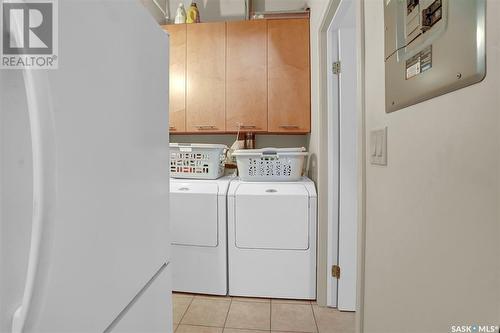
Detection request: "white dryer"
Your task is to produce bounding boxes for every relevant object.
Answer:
[170,176,232,295]
[227,177,317,299]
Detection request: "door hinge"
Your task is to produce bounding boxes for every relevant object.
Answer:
[332,265,341,279]
[332,61,341,74]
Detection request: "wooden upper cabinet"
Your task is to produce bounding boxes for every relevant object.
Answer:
[164,19,311,134]
[163,24,186,133]
[226,20,268,132]
[186,22,226,132]
[268,19,311,133]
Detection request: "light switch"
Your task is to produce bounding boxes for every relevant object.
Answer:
[370,135,377,157]
[370,127,387,166]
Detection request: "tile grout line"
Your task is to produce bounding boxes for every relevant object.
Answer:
[180,294,232,329]
[224,327,274,332]
[224,298,272,332]
[310,303,320,333]
[271,300,318,333]
[222,296,233,330]
[176,294,195,328]
[269,299,272,332]
[176,324,232,328]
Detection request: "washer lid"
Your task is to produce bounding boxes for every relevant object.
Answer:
[170,177,232,194]
[233,183,310,250]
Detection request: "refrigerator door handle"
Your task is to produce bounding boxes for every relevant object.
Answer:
[12,70,57,333]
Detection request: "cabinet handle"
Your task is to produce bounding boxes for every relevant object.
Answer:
[279,124,300,129]
[240,125,256,129]
[194,125,217,130]
[169,126,175,130]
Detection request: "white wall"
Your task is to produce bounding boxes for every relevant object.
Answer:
[254,0,307,12]
[306,0,329,180]
[170,134,307,149]
[362,0,500,332]
[168,0,246,22]
[140,0,168,23]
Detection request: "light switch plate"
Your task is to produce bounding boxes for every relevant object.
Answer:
[370,127,387,166]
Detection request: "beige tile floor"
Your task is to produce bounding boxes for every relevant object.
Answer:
[172,293,355,333]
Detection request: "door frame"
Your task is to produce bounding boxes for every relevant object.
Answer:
[325,8,340,308]
[327,0,358,311]
[317,0,366,328]
[326,0,360,311]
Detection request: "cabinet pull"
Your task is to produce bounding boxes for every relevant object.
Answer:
[279,124,300,129]
[169,126,176,130]
[240,125,257,129]
[194,125,217,130]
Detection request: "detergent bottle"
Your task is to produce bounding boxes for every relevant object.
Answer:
[186,2,200,23]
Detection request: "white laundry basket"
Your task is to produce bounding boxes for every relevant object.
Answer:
[233,147,308,182]
[170,143,227,179]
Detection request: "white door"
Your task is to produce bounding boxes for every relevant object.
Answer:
[0,1,172,332]
[327,0,358,311]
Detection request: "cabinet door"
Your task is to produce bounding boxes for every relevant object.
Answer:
[186,22,226,132]
[163,24,186,133]
[268,19,310,133]
[226,20,267,132]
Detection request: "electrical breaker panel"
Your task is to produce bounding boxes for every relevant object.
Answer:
[384,0,486,113]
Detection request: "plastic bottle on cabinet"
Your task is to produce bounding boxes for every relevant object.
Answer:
[174,3,186,24]
[186,2,200,23]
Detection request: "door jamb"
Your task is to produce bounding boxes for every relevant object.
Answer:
[317,0,366,331]
[326,14,339,308]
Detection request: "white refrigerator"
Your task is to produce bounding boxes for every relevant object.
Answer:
[0,1,172,332]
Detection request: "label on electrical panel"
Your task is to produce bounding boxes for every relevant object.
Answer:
[405,45,432,80]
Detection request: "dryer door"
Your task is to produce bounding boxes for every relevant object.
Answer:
[233,183,310,250]
[170,182,219,247]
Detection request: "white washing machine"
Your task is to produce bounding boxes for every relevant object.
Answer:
[170,176,232,295]
[227,177,317,299]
